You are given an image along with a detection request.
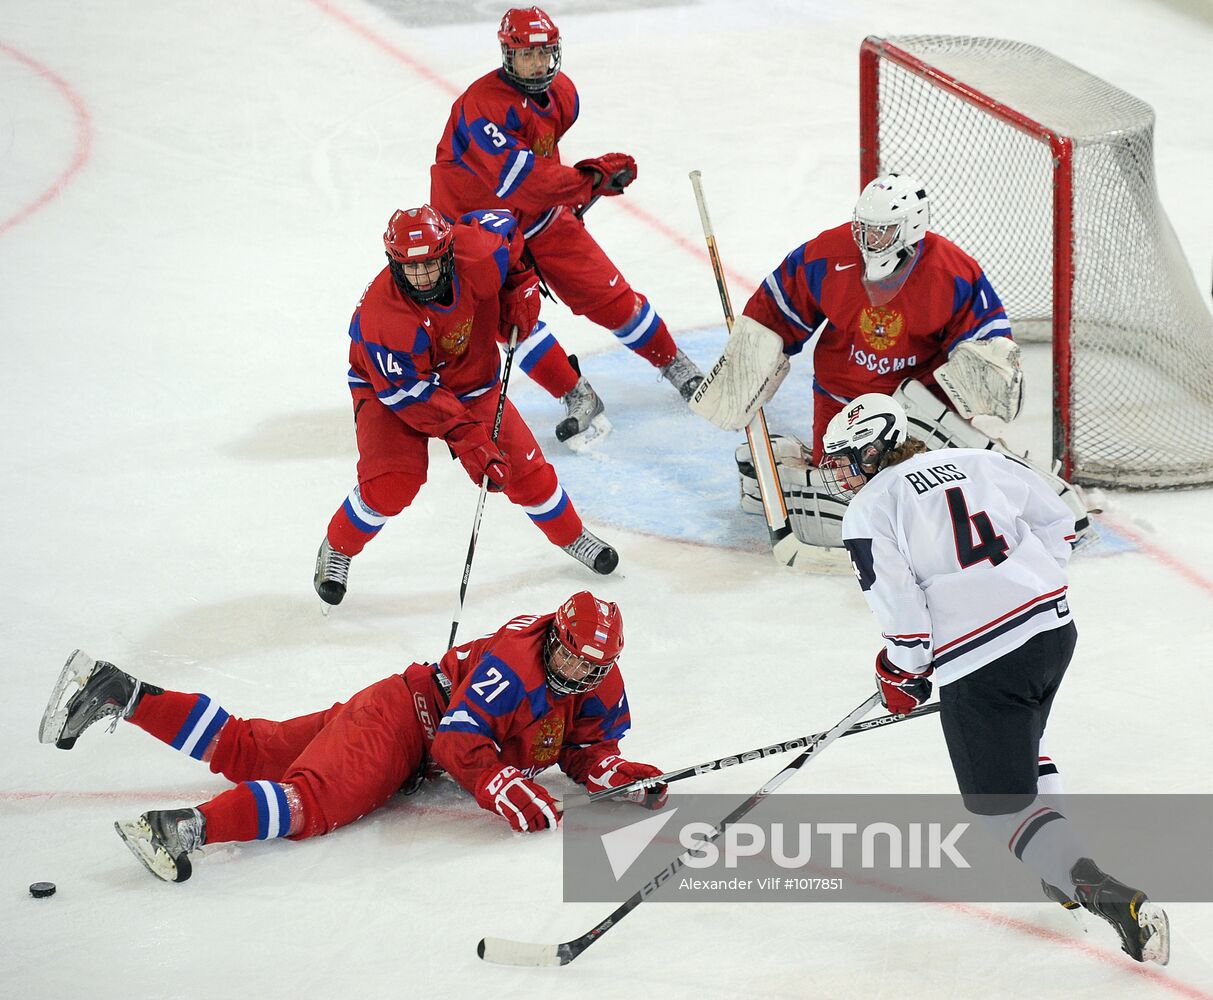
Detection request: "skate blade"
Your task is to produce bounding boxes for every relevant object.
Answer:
[114,818,191,883]
[564,414,613,453]
[1138,902,1170,965]
[39,650,96,746]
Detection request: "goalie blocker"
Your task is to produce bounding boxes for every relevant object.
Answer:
[737,379,1091,549]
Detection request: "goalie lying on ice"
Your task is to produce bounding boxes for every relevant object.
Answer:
[38,593,666,882]
[690,173,1088,548]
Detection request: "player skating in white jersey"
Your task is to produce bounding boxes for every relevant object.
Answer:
[821,392,1169,965]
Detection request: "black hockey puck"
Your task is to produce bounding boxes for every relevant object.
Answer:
[29,881,56,898]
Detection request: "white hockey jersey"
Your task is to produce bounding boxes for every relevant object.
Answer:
[841,448,1077,686]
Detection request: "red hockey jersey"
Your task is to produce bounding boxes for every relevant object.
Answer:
[742,224,1012,404]
[430,69,592,237]
[346,210,525,439]
[424,614,632,796]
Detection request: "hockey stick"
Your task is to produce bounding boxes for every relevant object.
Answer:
[446,326,521,649]
[575,701,940,805]
[688,170,848,575]
[525,186,612,303]
[477,693,880,967]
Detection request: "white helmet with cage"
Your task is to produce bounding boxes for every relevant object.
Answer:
[820,393,908,500]
[851,173,930,281]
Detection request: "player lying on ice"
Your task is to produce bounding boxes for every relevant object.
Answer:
[820,392,1168,965]
[691,173,1089,554]
[313,204,619,608]
[39,592,666,883]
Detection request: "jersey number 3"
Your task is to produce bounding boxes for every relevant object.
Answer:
[946,487,1009,568]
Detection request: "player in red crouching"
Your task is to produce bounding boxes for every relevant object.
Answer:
[430,6,703,444]
[39,592,666,882]
[313,205,617,607]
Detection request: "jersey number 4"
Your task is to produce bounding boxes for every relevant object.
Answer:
[945,487,1009,568]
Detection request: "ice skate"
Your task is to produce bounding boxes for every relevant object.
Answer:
[1070,858,1170,964]
[115,807,206,883]
[1041,879,1081,911]
[561,528,619,575]
[314,537,351,606]
[660,349,704,402]
[555,356,611,449]
[39,650,157,750]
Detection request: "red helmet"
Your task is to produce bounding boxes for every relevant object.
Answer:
[383,206,455,303]
[546,591,623,695]
[498,7,561,94]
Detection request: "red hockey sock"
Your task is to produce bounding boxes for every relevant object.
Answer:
[514,323,579,398]
[128,690,230,762]
[585,294,677,367]
[521,484,583,547]
[199,780,303,844]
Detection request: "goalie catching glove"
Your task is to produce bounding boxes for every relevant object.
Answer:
[690,315,790,430]
[475,764,560,833]
[875,650,933,716]
[583,754,668,810]
[934,335,1023,423]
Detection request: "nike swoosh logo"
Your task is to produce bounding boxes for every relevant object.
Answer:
[609,275,620,287]
[835,263,858,271]
[526,448,537,460]
[424,317,432,326]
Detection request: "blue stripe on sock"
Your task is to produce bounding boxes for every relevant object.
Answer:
[342,496,385,535]
[171,695,211,751]
[271,783,290,837]
[189,707,230,761]
[528,490,569,524]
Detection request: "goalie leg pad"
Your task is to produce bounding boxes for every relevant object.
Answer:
[894,379,1092,537]
[736,437,847,547]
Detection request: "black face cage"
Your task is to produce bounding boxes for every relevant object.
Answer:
[500,42,561,93]
[387,247,454,304]
[544,627,611,696]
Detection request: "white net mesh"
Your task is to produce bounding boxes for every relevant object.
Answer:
[867,35,1213,488]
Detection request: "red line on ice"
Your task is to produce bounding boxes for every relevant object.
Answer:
[0,41,93,237]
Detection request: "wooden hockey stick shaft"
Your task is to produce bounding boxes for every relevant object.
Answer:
[688,171,792,543]
[477,693,881,967]
[446,326,521,649]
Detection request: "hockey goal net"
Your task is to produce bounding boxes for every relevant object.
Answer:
[860,35,1213,489]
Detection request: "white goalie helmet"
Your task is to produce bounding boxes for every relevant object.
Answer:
[820,393,908,500]
[851,173,931,281]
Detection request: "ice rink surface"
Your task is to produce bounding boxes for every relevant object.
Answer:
[3,1,1212,997]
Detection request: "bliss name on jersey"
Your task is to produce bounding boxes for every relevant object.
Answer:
[905,463,969,495]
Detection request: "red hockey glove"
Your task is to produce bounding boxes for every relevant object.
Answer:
[584,754,668,810]
[499,266,541,341]
[475,764,560,833]
[446,422,510,493]
[875,650,933,716]
[575,153,637,197]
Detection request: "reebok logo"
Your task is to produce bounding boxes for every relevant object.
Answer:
[600,808,679,880]
[834,263,858,271]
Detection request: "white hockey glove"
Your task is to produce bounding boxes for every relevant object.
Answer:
[934,336,1024,422]
[689,315,790,430]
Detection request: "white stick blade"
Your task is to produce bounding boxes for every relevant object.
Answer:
[477,936,563,967]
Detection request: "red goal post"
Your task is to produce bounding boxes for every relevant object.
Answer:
[860,35,1213,489]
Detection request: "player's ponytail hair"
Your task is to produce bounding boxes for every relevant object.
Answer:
[878,437,928,471]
